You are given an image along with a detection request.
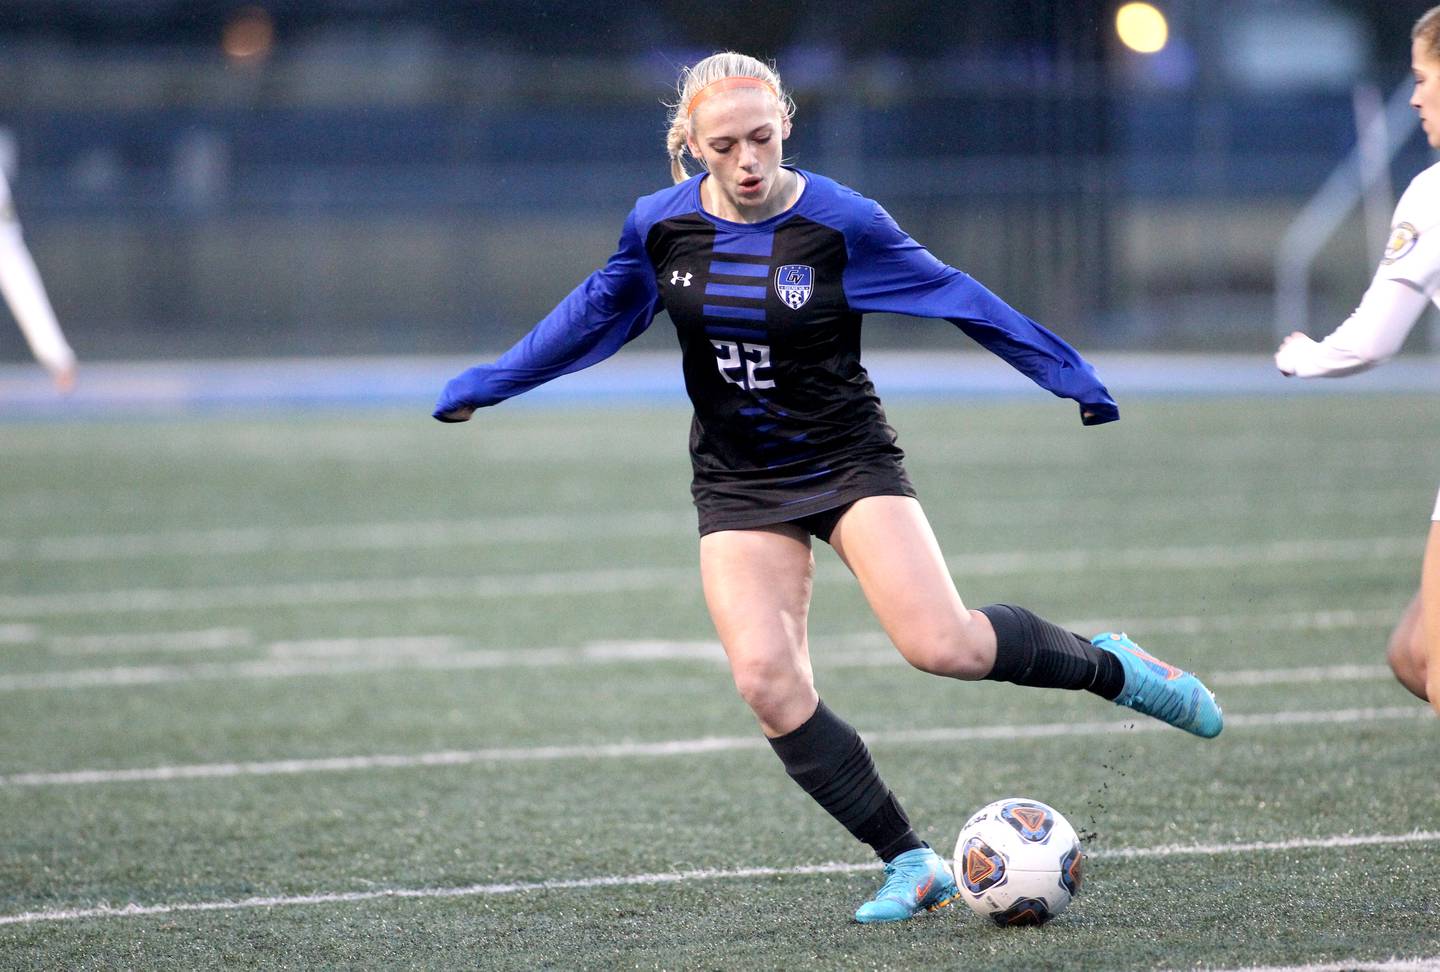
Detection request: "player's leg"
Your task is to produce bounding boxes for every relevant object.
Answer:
[1394,519,1440,712]
[827,495,1222,738]
[1386,592,1426,701]
[699,524,956,922]
[701,524,819,736]
[1422,519,1440,714]
[827,495,1104,683]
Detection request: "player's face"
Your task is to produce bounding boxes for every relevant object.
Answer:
[688,87,792,222]
[1411,38,1440,149]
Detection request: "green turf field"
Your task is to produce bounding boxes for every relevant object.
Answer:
[1,394,1437,971]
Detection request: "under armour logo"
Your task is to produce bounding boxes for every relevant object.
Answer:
[670,271,692,287]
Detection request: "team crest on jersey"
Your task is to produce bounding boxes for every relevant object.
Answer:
[1382,221,1419,265]
[775,264,814,310]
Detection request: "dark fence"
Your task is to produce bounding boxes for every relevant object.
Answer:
[0,48,1423,361]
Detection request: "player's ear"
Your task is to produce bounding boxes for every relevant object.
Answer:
[781,115,792,140]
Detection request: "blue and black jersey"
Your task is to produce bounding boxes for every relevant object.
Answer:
[436,168,1118,533]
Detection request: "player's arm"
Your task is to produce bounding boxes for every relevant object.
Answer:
[434,210,660,422]
[1274,275,1429,378]
[0,200,76,392]
[843,204,1117,425]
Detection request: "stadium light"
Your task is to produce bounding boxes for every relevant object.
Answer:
[223,6,275,65]
[1116,2,1169,55]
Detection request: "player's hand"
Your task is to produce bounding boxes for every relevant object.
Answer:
[1274,332,1315,377]
[50,363,76,395]
[1079,401,1119,426]
[1427,669,1440,718]
[434,404,476,423]
[432,368,484,423]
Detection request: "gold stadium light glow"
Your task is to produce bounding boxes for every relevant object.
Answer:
[223,6,275,64]
[1116,2,1169,55]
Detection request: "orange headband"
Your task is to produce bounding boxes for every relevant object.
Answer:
[686,76,779,118]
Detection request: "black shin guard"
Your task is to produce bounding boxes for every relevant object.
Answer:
[979,603,1124,700]
[768,701,924,862]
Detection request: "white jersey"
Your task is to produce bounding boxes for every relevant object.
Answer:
[1274,161,1440,519]
[1378,160,1440,295]
[0,169,74,375]
[1275,160,1440,378]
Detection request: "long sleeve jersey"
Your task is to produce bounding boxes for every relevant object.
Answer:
[0,171,74,376]
[437,169,1117,487]
[1277,160,1440,378]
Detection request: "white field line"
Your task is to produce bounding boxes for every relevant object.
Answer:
[0,706,1423,788]
[265,636,465,659]
[948,536,1418,576]
[1,488,1425,564]
[0,536,1420,620]
[605,605,1399,663]
[0,511,687,563]
[0,566,695,620]
[0,604,1395,664]
[0,648,579,691]
[0,623,39,644]
[0,829,1436,928]
[1209,663,1393,687]
[0,649,1392,695]
[1061,607,1400,637]
[1194,958,1440,972]
[47,628,255,656]
[0,605,1402,692]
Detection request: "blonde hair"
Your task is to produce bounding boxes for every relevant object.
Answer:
[1415,5,1440,61]
[665,52,795,184]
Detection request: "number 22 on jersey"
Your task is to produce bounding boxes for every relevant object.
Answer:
[711,340,775,390]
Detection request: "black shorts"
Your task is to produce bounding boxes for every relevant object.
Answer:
[694,453,916,544]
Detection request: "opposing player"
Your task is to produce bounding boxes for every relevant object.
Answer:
[1275,5,1440,717]
[436,52,1223,923]
[0,165,75,392]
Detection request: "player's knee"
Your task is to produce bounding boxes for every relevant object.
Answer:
[895,621,989,679]
[1385,630,1409,679]
[729,652,811,717]
[1386,623,1428,699]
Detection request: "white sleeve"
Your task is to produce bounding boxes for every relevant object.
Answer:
[1374,165,1440,294]
[1377,220,1440,296]
[0,190,74,375]
[1277,166,1440,379]
[1274,275,1430,378]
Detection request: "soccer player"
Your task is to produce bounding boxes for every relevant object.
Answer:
[1275,5,1440,718]
[436,52,1223,923]
[0,166,75,393]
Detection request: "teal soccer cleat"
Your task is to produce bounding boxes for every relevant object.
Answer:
[1092,632,1224,738]
[853,847,959,924]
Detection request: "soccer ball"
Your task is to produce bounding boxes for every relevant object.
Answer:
[953,797,1083,927]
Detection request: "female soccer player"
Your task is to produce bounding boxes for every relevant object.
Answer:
[1275,5,1440,718]
[0,167,75,393]
[437,52,1222,923]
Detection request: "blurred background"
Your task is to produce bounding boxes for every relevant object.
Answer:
[0,0,1435,365]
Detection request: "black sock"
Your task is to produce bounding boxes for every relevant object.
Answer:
[768,701,924,862]
[979,603,1125,700]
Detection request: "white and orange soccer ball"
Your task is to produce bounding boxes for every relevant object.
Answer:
[953,797,1083,927]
